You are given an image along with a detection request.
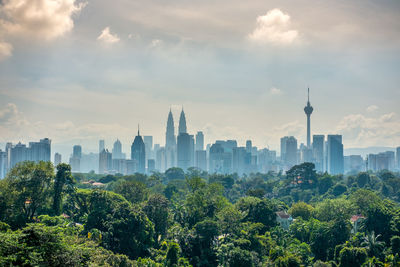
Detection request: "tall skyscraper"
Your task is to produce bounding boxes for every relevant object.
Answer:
[112,139,123,159]
[99,149,112,174]
[165,109,176,169]
[0,149,7,179]
[177,133,191,171]
[99,140,105,153]
[195,150,207,171]
[54,153,62,166]
[246,140,252,154]
[70,145,82,172]
[397,147,400,170]
[304,88,313,148]
[327,135,344,174]
[144,136,153,166]
[280,136,298,168]
[195,131,204,151]
[131,127,146,174]
[29,138,51,163]
[312,135,324,172]
[178,108,187,134]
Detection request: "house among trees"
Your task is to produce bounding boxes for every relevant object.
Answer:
[350,214,365,234]
[276,211,293,230]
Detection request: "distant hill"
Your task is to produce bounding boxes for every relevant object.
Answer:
[344,146,396,157]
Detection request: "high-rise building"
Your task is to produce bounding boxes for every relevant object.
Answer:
[178,108,187,134]
[344,155,364,173]
[327,135,344,174]
[233,147,247,175]
[131,128,146,174]
[177,133,191,171]
[29,138,51,163]
[156,147,166,172]
[165,109,176,169]
[246,140,252,153]
[0,149,7,179]
[147,159,155,173]
[304,88,313,148]
[368,151,395,172]
[9,139,51,168]
[195,131,204,151]
[195,150,207,171]
[99,140,105,153]
[70,145,82,172]
[112,139,123,159]
[280,136,298,169]
[397,147,400,170]
[144,136,153,166]
[99,149,112,174]
[312,135,324,172]
[54,153,62,166]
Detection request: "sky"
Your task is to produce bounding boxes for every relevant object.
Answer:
[0,0,399,158]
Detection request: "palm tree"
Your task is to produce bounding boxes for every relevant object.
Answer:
[361,231,385,258]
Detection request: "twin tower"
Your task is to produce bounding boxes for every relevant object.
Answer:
[166,108,191,170]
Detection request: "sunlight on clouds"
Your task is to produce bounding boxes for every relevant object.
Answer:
[248,9,298,45]
[97,27,120,45]
[0,0,86,40]
[0,41,13,60]
[366,105,378,113]
[270,87,282,95]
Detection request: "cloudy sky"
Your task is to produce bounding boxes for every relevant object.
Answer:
[0,0,399,157]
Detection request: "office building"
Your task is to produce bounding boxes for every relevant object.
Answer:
[112,139,123,159]
[312,135,324,172]
[195,150,207,171]
[280,136,298,169]
[0,150,7,179]
[54,153,62,166]
[196,131,204,151]
[165,109,176,169]
[131,128,146,174]
[99,140,105,153]
[99,149,112,174]
[327,135,344,174]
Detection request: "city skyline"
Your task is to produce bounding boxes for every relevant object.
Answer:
[0,0,399,154]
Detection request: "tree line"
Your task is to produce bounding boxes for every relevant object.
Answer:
[1,161,400,266]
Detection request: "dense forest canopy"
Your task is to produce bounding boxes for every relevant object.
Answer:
[1,161,400,266]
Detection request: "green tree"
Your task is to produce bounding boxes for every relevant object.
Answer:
[0,161,54,228]
[361,231,385,258]
[143,194,169,240]
[165,167,185,181]
[236,197,277,230]
[338,247,368,266]
[165,241,180,266]
[52,163,75,216]
[286,163,317,189]
[289,202,314,220]
[114,180,148,204]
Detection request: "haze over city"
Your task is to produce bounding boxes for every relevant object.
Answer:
[0,0,399,157]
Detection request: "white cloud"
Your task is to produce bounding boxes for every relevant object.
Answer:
[0,0,86,40]
[336,112,400,147]
[248,9,298,45]
[270,87,282,95]
[366,105,378,113]
[150,39,162,48]
[97,27,120,44]
[0,41,13,60]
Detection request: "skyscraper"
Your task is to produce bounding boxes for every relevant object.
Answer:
[131,127,146,173]
[397,147,400,170]
[177,133,191,171]
[280,136,298,169]
[143,136,153,166]
[54,153,62,166]
[165,109,176,169]
[112,139,123,159]
[99,149,112,174]
[312,135,324,172]
[178,108,187,134]
[246,140,252,154]
[99,140,105,153]
[70,145,82,172]
[195,131,204,151]
[327,135,344,174]
[0,149,7,179]
[304,88,313,148]
[29,138,51,163]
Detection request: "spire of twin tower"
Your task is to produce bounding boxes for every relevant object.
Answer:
[304,88,314,148]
